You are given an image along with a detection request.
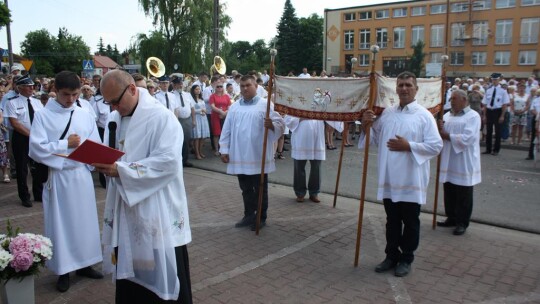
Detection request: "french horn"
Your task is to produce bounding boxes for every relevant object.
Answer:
[146,57,165,78]
[210,56,226,76]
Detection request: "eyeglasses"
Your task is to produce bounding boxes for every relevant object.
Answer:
[104,85,130,105]
[216,85,223,88]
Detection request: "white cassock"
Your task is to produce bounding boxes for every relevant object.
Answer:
[78,98,97,121]
[101,88,191,300]
[439,108,482,186]
[219,96,285,175]
[284,116,325,160]
[29,99,103,275]
[359,100,443,204]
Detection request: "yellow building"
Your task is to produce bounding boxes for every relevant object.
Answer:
[323,0,540,78]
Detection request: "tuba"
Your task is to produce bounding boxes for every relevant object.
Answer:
[210,56,226,76]
[146,57,165,78]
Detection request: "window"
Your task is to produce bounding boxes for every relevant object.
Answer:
[430,52,443,63]
[471,52,487,65]
[411,26,425,46]
[496,0,516,8]
[472,0,492,10]
[494,51,511,65]
[359,29,371,49]
[472,21,489,45]
[521,0,540,6]
[359,54,370,66]
[450,52,465,65]
[451,23,466,46]
[431,24,445,47]
[393,8,407,17]
[520,18,540,43]
[411,6,426,16]
[430,4,447,14]
[393,27,405,48]
[376,28,388,48]
[344,30,354,50]
[359,11,372,20]
[344,12,356,21]
[496,20,513,44]
[375,9,389,19]
[519,50,537,64]
[451,2,469,12]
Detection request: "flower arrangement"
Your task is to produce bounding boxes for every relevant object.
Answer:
[0,221,52,282]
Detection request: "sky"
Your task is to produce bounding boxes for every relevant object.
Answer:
[0,0,407,54]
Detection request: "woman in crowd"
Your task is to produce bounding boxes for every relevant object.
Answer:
[146,81,157,96]
[190,85,210,160]
[209,81,231,156]
[510,83,529,145]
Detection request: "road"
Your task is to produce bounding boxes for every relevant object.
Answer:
[193,139,540,234]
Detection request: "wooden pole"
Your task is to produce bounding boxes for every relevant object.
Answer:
[255,49,277,235]
[332,123,348,208]
[432,56,448,229]
[354,46,379,267]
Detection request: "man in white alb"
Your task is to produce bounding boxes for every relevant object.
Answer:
[360,71,442,277]
[437,89,481,236]
[29,71,103,292]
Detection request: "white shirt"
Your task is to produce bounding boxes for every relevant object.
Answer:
[154,91,179,114]
[359,100,443,204]
[92,95,110,129]
[298,73,311,78]
[482,85,510,110]
[202,86,214,113]
[6,94,43,131]
[172,90,195,119]
[284,116,325,160]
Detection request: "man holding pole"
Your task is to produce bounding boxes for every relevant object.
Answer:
[219,75,284,231]
[437,89,481,235]
[360,71,442,277]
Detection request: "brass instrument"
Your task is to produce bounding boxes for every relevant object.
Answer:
[146,57,165,78]
[210,56,226,76]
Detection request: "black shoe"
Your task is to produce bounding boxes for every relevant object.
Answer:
[250,220,266,231]
[491,152,499,156]
[375,258,397,273]
[481,151,491,155]
[183,162,194,168]
[235,215,255,228]
[22,200,33,208]
[436,219,456,227]
[525,157,533,160]
[75,266,104,279]
[395,262,411,277]
[56,274,70,292]
[453,225,466,236]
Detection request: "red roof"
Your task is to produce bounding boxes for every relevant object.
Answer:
[93,55,120,69]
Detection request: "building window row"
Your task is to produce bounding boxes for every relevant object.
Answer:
[430,50,537,65]
[344,18,539,50]
[345,0,538,22]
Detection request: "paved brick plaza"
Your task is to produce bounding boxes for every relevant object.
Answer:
[1,168,539,303]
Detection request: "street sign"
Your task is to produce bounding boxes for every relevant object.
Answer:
[20,59,33,71]
[1,49,8,57]
[83,60,94,71]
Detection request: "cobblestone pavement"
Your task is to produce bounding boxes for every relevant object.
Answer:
[1,168,539,303]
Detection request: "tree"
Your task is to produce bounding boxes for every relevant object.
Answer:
[409,40,425,77]
[96,37,106,55]
[138,0,231,73]
[133,31,168,76]
[20,29,56,76]
[298,14,323,75]
[275,0,300,75]
[20,27,91,75]
[0,1,11,29]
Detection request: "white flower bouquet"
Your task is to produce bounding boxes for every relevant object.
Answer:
[0,221,52,282]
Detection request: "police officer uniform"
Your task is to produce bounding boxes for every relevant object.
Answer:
[481,73,510,156]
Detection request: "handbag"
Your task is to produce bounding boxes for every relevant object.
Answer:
[34,111,74,183]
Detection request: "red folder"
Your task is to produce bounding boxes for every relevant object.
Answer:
[54,139,124,165]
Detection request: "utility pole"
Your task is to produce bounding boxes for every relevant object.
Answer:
[5,0,14,69]
[213,0,219,57]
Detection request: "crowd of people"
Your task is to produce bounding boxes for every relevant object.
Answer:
[1,61,539,301]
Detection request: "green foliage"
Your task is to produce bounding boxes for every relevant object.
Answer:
[409,40,426,77]
[275,0,300,75]
[0,2,11,29]
[97,37,106,55]
[138,0,231,74]
[298,14,323,75]
[20,28,91,76]
[220,39,270,74]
